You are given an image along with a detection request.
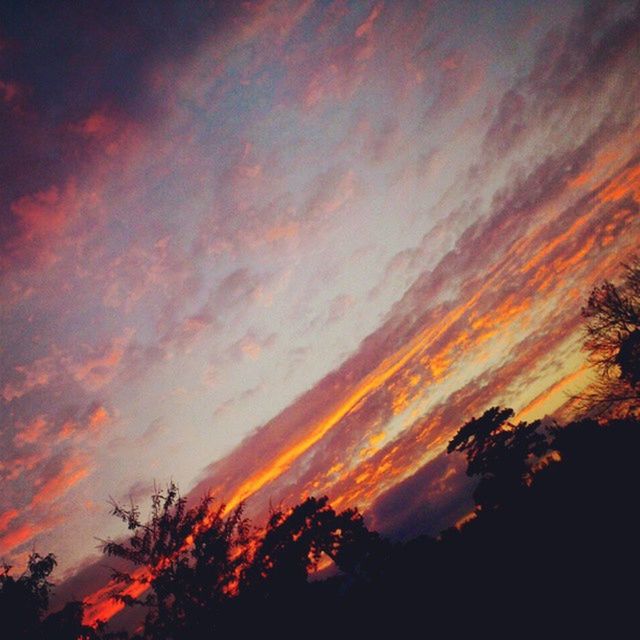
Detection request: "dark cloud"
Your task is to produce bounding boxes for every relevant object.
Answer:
[482,90,527,157]
[370,450,474,540]
[481,0,640,162]
[0,0,238,266]
[0,1,233,123]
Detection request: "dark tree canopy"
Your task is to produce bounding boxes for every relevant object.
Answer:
[102,482,250,639]
[1,553,98,639]
[100,487,386,638]
[240,495,384,595]
[447,407,548,509]
[580,256,640,413]
[1,553,57,639]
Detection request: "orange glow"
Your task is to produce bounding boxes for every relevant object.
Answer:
[13,416,47,447]
[0,509,19,533]
[355,3,383,39]
[514,365,590,423]
[218,283,489,517]
[519,213,590,276]
[88,405,110,430]
[0,521,53,555]
[31,458,90,507]
[81,154,640,627]
[598,163,640,203]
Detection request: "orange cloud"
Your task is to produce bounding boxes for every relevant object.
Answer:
[70,334,131,390]
[0,514,60,556]
[2,357,54,402]
[31,457,90,508]
[87,404,110,431]
[0,509,19,532]
[0,523,38,554]
[598,163,640,203]
[13,416,48,447]
[11,180,77,241]
[355,3,384,39]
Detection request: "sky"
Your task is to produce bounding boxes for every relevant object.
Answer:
[1,0,639,624]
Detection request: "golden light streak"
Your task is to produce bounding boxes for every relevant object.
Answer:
[514,364,591,423]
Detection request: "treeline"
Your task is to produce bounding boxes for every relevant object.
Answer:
[3,260,639,639]
[4,412,640,639]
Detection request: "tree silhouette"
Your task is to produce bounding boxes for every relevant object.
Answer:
[42,601,99,639]
[102,482,250,639]
[0,552,100,639]
[447,407,548,509]
[579,256,640,413]
[240,495,383,596]
[1,552,56,639]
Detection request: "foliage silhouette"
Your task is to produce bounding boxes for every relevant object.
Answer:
[579,256,640,413]
[102,481,250,639]
[447,406,548,509]
[1,553,56,639]
[8,412,640,638]
[240,495,385,595]
[1,552,98,639]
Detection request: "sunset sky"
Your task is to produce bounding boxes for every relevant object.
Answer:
[1,0,639,624]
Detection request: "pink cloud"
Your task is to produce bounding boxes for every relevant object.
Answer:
[355,2,384,39]
[30,454,91,508]
[68,334,132,390]
[0,79,19,103]
[13,415,48,447]
[227,330,277,361]
[0,512,62,556]
[327,293,355,324]
[304,167,358,221]
[0,509,19,532]
[2,356,55,402]
[11,179,78,242]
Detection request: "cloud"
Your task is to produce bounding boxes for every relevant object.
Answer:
[159,309,218,353]
[370,450,474,539]
[226,330,277,361]
[424,48,487,120]
[68,335,131,391]
[30,454,91,508]
[1,178,87,270]
[482,90,527,157]
[0,523,42,555]
[13,415,48,447]
[355,2,384,39]
[480,0,640,167]
[304,167,358,222]
[2,357,55,402]
[86,403,111,431]
[139,418,166,446]
[327,293,355,324]
[363,117,401,164]
[185,132,640,531]
[14,0,640,624]
[213,383,268,420]
[0,509,19,532]
[213,268,263,308]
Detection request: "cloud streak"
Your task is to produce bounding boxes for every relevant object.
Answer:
[0,0,638,626]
